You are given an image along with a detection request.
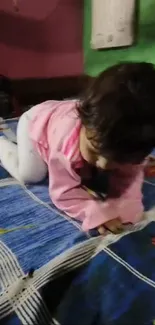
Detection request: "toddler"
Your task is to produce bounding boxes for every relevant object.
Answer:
[1,63,155,234]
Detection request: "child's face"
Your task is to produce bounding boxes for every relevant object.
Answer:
[80,126,108,169]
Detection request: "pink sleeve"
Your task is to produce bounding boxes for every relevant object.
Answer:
[48,151,120,231]
[48,152,144,230]
[107,165,144,224]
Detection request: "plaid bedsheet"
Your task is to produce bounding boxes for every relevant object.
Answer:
[0,118,155,325]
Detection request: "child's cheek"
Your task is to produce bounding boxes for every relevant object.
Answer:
[82,149,95,165]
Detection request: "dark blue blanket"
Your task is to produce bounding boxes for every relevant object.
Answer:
[0,118,155,325]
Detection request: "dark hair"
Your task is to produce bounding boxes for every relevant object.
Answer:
[77,62,155,164]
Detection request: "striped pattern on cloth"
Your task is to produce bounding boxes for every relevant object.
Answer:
[0,117,155,325]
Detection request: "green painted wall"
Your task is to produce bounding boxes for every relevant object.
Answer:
[84,0,155,76]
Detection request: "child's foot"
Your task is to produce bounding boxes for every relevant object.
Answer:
[0,136,20,180]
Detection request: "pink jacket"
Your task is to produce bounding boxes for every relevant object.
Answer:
[29,100,144,231]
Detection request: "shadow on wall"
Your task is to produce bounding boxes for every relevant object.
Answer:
[0,0,82,53]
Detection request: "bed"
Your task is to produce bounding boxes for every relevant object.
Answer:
[0,117,155,325]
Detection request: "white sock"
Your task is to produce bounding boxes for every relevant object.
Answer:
[0,136,21,181]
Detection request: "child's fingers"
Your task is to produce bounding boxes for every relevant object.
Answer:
[98,218,124,235]
[107,225,123,234]
[104,218,123,234]
[97,226,106,235]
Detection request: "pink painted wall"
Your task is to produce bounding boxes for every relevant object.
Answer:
[0,0,83,79]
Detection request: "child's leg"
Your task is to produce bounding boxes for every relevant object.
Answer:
[0,109,47,183]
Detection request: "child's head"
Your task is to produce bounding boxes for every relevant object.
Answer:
[78,62,155,169]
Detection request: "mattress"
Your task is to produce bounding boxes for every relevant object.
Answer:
[0,117,155,325]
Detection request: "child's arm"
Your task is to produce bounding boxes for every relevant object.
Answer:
[107,165,144,223]
[48,151,121,231]
[48,151,144,231]
[98,165,144,234]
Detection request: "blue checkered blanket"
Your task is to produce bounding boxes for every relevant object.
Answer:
[0,118,155,325]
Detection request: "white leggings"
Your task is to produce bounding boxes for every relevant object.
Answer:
[0,106,47,183]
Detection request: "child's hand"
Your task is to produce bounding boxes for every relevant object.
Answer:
[98,217,123,235]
